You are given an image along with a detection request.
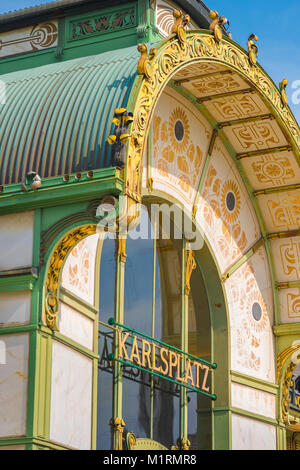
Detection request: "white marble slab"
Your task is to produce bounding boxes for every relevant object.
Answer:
[0,334,29,438]
[50,341,93,449]
[59,302,94,350]
[0,291,31,327]
[0,211,34,271]
[231,382,276,420]
[231,414,276,450]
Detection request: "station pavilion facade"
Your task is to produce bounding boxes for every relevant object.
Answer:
[0,0,299,451]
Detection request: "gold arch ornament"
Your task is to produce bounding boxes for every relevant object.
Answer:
[125,28,300,200]
[277,343,300,424]
[44,224,96,330]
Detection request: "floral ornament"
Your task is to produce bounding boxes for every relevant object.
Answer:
[168,107,190,153]
[152,106,203,194]
[67,239,90,296]
[220,180,241,224]
[202,165,248,260]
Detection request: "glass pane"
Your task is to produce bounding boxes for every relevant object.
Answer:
[97,236,115,450]
[188,262,212,450]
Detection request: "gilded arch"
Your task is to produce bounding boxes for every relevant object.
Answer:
[124,28,300,199]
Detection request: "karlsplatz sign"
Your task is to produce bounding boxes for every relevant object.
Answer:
[108,319,217,400]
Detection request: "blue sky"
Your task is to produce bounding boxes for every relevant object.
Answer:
[0,0,299,122]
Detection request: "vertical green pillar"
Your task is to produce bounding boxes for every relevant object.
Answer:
[180,239,189,446]
[111,233,127,450]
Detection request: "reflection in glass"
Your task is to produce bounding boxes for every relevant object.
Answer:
[97,236,115,450]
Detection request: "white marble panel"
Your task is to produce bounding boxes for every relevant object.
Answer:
[0,211,34,271]
[151,87,210,211]
[241,151,300,191]
[231,414,276,450]
[196,138,260,274]
[0,334,29,438]
[62,234,99,305]
[271,237,300,282]
[59,302,94,350]
[279,288,300,323]
[225,247,276,382]
[257,190,300,232]
[50,341,93,449]
[231,382,276,420]
[224,119,288,154]
[0,291,31,327]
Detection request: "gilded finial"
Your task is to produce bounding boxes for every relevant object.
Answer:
[137,43,156,80]
[248,34,258,66]
[279,79,289,106]
[209,10,230,43]
[171,9,190,45]
[107,108,133,167]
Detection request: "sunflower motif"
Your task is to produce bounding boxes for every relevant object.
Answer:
[168,107,190,153]
[243,291,269,335]
[220,180,241,224]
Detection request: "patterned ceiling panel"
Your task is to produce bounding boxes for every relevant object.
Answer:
[222,119,289,154]
[173,63,227,81]
[204,92,270,123]
[181,72,249,98]
[240,151,300,191]
[257,190,300,233]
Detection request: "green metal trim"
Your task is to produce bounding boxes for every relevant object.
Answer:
[221,238,264,281]
[52,331,99,360]
[276,281,300,289]
[230,370,278,395]
[0,273,37,293]
[231,408,277,427]
[0,168,123,216]
[254,183,300,197]
[33,331,52,440]
[192,128,218,213]
[26,330,38,439]
[273,323,300,337]
[0,324,37,335]
[60,288,98,319]
[108,318,217,369]
[110,355,217,400]
[180,238,188,440]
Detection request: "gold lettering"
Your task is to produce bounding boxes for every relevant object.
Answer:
[184,359,195,387]
[201,365,210,392]
[119,331,130,360]
[130,336,141,365]
[152,343,162,373]
[195,362,202,388]
[142,339,152,368]
[160,348,169,375]
[169,350,178,378]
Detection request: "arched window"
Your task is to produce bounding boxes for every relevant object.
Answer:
[97,201,213,450]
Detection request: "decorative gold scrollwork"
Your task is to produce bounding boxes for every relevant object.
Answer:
[171,10,190,46]
[209,10,228,43]
[248,34,259,66]
[171,437,191,450]
[126,432,137,450]
[185,249,196,296]
[277,343,300,424]
[109,417,125,450]
[125,26,300,208]
[137,43,157,80]
[44,225,96,330]
[279,79,289,107]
